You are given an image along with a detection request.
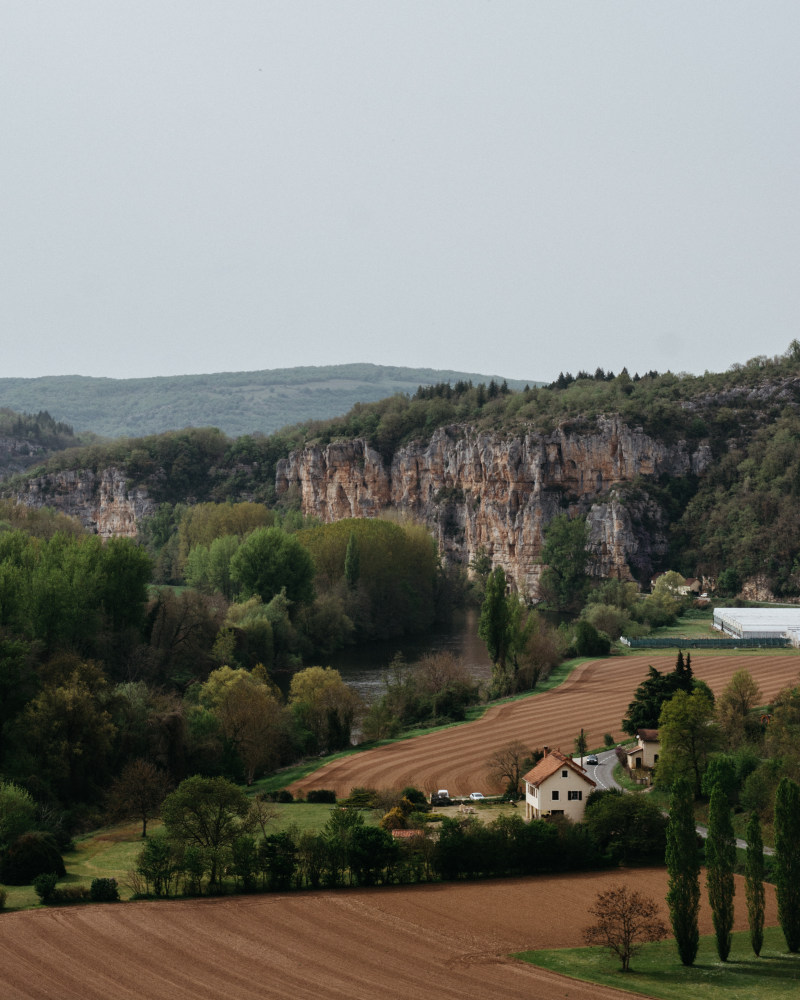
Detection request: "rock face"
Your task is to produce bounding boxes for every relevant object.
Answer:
[276,416,710,597]
[0,436,50,480]
[13,467,156,538]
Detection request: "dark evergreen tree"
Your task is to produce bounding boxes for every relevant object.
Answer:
[706,783,735,961]
[666,777,700,966]
[774,776,800,952]
[745,811,765,957]
[674,650,693,693]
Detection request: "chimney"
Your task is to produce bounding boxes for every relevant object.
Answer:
[543,746,550,757]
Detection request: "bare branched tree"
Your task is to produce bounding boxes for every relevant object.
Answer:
[583,884,668,972]
[486,740,540,798]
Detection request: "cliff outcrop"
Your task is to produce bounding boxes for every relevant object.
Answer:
[13,466,156,538]
[276,416,711,597]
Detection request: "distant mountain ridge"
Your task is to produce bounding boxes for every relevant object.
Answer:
[0,364,537,439]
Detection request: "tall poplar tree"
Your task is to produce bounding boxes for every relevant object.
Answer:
[478,567,510,670]
[706,782,735,961]
[774,776,800,952]
[344,532,360,589]
[666,777,700,966]
[745,811,765,957]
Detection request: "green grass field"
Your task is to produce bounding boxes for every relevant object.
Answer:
[0,803,351,912]
[516,926,800,999]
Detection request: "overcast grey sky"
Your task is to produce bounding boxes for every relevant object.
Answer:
[2,2,798,384]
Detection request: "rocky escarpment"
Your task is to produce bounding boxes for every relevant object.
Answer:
[12,466,156,538]
[0,436,51,480]
[276,416,711,598]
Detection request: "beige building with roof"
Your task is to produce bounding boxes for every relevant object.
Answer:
[624,729,660,772]
[522,748,596,822]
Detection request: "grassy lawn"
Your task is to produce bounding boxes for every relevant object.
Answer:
[516,926,800,1000]
[1,803,355,912]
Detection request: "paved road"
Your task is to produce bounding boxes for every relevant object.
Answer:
[574,748,621,791]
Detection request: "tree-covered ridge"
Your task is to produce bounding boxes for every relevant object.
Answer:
[7,343,800,594]
[0,408,75,450]
[0,408,84,480]
[0,364,535,439]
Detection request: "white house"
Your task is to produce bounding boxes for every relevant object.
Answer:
[522,747,596,822]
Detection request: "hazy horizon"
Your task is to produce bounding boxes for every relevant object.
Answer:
[2,3,797,384]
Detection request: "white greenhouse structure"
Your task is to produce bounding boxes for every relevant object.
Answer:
[713,607,800,646]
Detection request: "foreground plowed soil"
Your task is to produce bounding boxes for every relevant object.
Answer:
[291,652,800,797]
[0,869,777,1000]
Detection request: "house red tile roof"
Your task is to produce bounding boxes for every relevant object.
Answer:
[637,729,659,742]
[522,749,596,789]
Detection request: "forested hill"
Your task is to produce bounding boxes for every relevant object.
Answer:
[0,408,80,479]
[6,344,800,599]
[0,365,536,439]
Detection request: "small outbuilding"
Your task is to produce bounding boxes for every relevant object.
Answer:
[522,747,596,823]
[624,729,660,772]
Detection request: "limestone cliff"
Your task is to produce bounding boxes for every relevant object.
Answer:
[276,416,711,597]
[13,466,156,538]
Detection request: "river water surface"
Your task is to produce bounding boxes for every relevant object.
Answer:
[326,607,493,704]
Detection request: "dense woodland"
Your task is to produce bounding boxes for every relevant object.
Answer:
[0,364,533,439]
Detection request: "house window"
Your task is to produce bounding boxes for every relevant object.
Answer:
[552,790,559,800]
[561,770,568,777]
[568,790,582,801]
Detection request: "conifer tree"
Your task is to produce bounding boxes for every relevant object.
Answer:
[745,811,765,957]
[666,777,700,965]
[706,783,735,961]
[774,776,800,952]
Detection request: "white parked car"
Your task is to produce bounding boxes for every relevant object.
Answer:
[468,792,485,801]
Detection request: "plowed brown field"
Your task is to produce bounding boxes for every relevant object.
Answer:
[0,870,778,1000]
[291,652,800,797]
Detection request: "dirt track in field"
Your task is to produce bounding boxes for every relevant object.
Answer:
[291,652,800,798]
[0,869,778,1000]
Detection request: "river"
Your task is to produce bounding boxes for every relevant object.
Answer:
[325,607,493,704]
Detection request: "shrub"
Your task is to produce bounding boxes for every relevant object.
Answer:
[341,787,378,808]
[277,789,294,803]
[90,877,120,902]
[51,885,91,904]
[0,885,6,910]
[33,872,58,902]
[1,832,66,885]
[400,787,429,810]
[306,789,337,804]
[379,807,407,831]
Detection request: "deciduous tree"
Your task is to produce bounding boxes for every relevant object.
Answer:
[288,666,362,754]
[107,758,172,838]
[658,688,720,798]
[231,526,315,608]
[161,775,253,886]
[717,668,762,747]
[486,740,538,798]
[539,513,590,613]
[583,885,668,972]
